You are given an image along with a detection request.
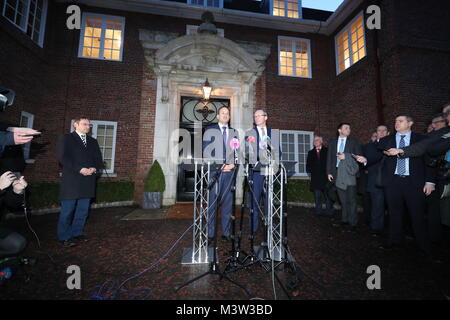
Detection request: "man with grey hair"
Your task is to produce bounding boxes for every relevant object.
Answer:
[306,135,333,216]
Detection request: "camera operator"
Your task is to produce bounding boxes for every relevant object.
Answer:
[385,103,450,249]
[0,171,28,257]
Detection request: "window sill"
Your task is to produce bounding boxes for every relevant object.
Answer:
[100,173,117,178]
[57,172,117,177]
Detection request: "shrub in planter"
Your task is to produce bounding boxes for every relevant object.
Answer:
[143,160,165,209]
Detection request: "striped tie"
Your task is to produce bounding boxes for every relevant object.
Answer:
[81,134,87,147]
[397,135,406,174]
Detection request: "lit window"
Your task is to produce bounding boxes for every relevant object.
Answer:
[2,0,48,47]
[278,36,311,78]
[272,0,302,19]
[186,25,224,37]
[187,0,223,8]
[78,13,125,61]
[281,130,313,176]
[335,13,366,74]
[71,120,117,173]
[19,111,34,161]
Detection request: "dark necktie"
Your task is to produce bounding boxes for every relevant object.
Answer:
[222,126,227,160]
[81,134,87,147]
[316,149,320,159]
[397,135,406,175]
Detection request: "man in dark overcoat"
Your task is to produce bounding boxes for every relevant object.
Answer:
[306,136,333,216]
[56,117,103,247]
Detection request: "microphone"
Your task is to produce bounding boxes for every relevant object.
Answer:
[229,138,240,150]
[259,135,271,151]
[230,138,240,164]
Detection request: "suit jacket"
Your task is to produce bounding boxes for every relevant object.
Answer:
[326,136,362,178]
[202,124,239,165]
[363,141,383,192]
[375,132,436,188]
[306,147,328,191]
[401,126,450,158]
[57,131,103,200]
[244,127,282,165]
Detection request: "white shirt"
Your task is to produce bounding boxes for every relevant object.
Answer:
[337,136,347,152]
[218,124,229,142]
[75,130,87,145]
[257,126,268,139]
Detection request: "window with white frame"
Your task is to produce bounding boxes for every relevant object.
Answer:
[78,13,125,61]
[19,111,34,160]
[281,130,313,176]
[278,36,312,78]
[188,0,223,8]
[186,24,224,37]
[2,0,48,47]
[70,120,117,173]
[335,13,366,75]
[271,0,302,19]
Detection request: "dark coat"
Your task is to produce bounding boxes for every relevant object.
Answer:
[326,136,362,178]
[401,126,450,158]
[306,147,328,191]
[362,141,383,192]
[57,132,103,200]
[374,133,436,188]
[0,188,24,238]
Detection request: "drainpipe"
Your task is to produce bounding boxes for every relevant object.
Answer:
[372,0,385,125]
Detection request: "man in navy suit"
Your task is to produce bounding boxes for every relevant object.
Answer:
[370,114,436,257]
[202,106,239,242]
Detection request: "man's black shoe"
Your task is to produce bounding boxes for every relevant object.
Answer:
[347,226,357,233]
[332,222,348,228]
[378,243,400,250]
[73,235,88,243]
[207,237,215,243]
[60,240,76,248]
[371,231,381,237]
[221,235,230,242]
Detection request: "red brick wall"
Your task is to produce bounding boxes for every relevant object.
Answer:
[2,0,450,205]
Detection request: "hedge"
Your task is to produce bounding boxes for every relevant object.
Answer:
[26,181,135,209]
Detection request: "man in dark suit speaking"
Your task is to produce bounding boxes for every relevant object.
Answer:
[202,106,239,242]
[56,117,103,247]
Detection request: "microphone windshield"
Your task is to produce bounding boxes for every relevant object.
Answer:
[230,138,240,150]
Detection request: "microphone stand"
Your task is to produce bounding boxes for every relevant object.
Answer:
[175,160,249,295]
[223,149,243,272]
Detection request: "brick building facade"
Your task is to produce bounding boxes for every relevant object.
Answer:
[1,0,449,205]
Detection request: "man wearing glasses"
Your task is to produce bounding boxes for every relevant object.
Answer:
[245,109,275,235]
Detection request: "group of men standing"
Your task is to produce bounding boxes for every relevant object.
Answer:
[55,104,449,264]
[306,104,450,261]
